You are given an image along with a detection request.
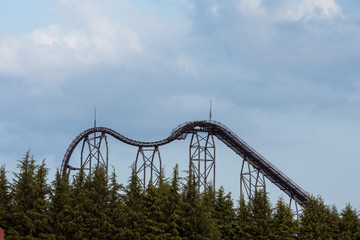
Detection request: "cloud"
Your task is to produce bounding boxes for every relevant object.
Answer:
[0,0,346,90]
[0,0,196,98]
[30,25,91,51]
[236,0,342,22]
[0,1,150,88]
[237,0,266,18]
[0,21,142,79]
[0,35,22,75]
[278,0,343,21]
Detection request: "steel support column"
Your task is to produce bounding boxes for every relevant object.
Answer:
[78,132,109,177]
[135,146,162,189]
[189,131,215,191]
[240,156,266,200]
[289,196,302,218]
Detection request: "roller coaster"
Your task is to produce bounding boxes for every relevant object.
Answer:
[61,120,309,212]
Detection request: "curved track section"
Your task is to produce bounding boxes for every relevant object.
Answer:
[61,120,309,207]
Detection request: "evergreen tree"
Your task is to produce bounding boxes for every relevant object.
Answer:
[50,170,73,240]
[328,205,340,239]
[299,196,338,240]
[180,168,203,239]
[7,151,40,239]
[7,153,360,239]
[68,167,93,239]
[165,164,183,240]
[201,185,221,239]
[87,165,112,239]
[270,197,298,240]
[107,168,125,239]
[248,189,272,240]
[30,159,53,239]
[108,168,122,211]
[339,203,360,239]
[150,171,173,239]
[180,167,219,239]
[0,165,10,230]
[214,186,236,239]
[120,166,145,239]
[235,195,252,239]
[142,181,168,239]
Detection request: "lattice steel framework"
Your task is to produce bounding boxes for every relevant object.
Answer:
[189,131,215,191]
[61,120,310,209]
[65,132,109,176]
[240,156,266,199]
[240,155,301,217]
[135,146,162,188]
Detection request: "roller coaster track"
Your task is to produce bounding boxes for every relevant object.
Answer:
[61,120,309,207]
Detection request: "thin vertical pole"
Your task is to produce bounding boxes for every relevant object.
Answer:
[213,135,216,190]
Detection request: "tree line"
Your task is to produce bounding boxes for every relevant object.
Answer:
[0,151,360,239]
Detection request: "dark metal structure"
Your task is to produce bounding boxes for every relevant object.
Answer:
[61,120,309,208]
[189,131,215,191]
[240,156,266,199]
[135,146,162,188]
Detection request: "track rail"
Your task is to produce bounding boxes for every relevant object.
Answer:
[61,120,309,207]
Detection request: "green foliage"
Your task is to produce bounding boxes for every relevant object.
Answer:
[299,195,340,240]
[68,167,92,239]
[32,160,53,238]
[235,195,253,239]
[328,205,341,239]
[50,170,72,239]
[143,182,168,239]
[7,151,45,239]
[248,189,273,240]
[2,151,360,239]
[165,164,183,240]
[180,168,202,239]
[0,165,10,229]
[214,186,236,239]
[180,167,219,239]
[120,166,146,239]
[107,168,124,238]
[270,197,298,240]
[339,203,360,239]
[87,166,112,239]
[201,185,221,239]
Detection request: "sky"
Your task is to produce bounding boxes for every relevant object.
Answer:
[1,0,360,210]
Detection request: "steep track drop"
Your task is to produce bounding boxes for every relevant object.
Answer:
[61,120,309,207]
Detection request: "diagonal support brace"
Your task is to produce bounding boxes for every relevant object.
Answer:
[135,146,162,188]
